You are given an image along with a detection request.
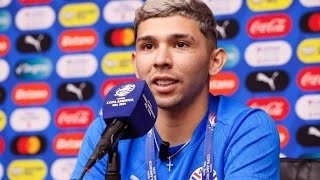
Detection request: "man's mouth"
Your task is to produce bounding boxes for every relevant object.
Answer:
[155,80,177,86]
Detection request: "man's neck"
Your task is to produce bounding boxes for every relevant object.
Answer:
[155,94,209,147]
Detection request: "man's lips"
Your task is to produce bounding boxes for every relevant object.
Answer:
[152,77,178,93]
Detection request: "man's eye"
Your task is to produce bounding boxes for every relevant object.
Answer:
[175,42,188,48]
[143,44,153,50]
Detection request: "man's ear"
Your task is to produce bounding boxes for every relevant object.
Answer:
[208,48,227,76]
[132,52,140,78]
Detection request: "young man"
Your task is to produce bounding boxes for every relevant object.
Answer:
[71,0,280,179]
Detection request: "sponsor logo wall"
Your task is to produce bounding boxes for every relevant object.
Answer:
[0,0,319,179]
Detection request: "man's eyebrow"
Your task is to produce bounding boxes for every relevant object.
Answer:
[136,35,155,43]
[136,33,195,43]
[170,33,195,42]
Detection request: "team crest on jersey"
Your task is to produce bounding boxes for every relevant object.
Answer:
[189,167,217,180]
[208,112,216,130]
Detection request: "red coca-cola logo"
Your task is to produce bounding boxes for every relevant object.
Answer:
[247,13,292,39]
[297,66,320,91]
[55,106,94,129]
[247,97,289,121]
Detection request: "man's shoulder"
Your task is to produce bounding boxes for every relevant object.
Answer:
[214,95,271,126]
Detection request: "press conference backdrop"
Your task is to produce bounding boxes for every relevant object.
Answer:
[0,0,319,179]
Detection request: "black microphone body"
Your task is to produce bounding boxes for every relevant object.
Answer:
[159,141,170,161]
[80,80,157,179]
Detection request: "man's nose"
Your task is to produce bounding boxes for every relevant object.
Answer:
[154,46,173,69]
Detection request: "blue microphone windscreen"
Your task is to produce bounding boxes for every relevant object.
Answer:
[102,80,157,139]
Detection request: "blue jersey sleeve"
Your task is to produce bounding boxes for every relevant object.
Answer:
[71,116,108,180]
[224,109,280,180]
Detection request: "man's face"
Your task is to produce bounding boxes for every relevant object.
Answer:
[133,15,213,110]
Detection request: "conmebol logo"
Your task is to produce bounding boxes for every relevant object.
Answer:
[247,13,292,39]
[247,97,289,121]
[53,132,85,155]
[297,66,320,91]
[55,106,94,129]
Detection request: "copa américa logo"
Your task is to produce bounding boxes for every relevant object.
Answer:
[115,83,136,97]
[101,77,137,97]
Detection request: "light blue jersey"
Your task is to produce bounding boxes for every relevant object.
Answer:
[71,95,280,180]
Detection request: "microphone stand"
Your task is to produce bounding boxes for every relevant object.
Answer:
[105,143,121,180]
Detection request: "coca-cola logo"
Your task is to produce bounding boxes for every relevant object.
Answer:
[247,97,290,121]
[247,13,292,39]
[55,106,94,129]
[297,66,320,91]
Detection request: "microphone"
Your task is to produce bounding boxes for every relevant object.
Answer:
[81,80,157,178]
[159,141,170,161]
